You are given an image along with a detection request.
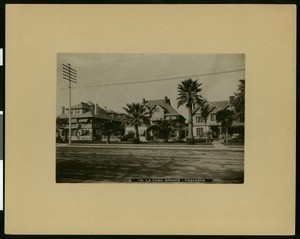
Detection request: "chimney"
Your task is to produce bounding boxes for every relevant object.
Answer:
[62,106,65,114]
[164,96,171,105]
[104,106,107,111]
[229,96,234,105]
[94,104,98,115]
[142,98,146,104]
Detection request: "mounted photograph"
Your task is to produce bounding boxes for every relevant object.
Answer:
[56,53,245,183]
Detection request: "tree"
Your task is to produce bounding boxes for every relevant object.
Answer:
[101,120,114,144]
[233,79,245,122]
[200,103,210,143]
[216,109,235,143]
[177,78,203,142]
[101,121,125,144]
[146,119,176,143]
[123,103,150,143]
[115,122,126,141]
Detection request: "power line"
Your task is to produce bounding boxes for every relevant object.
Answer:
[58,68,245,90]
[72,54,164,68]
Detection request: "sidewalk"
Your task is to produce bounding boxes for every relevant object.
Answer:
[56,142,244,151]
[212,140,228,150]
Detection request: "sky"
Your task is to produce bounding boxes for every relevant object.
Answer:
[57,53,245,118]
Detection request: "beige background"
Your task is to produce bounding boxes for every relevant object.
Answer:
[5,5,296,235]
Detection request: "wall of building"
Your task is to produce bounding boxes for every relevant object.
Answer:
[150,106,165,122]
[125,125,148,142]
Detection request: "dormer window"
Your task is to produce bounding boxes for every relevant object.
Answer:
[196,116,204,123]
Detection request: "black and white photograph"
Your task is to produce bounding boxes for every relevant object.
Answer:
[56,53,245,183]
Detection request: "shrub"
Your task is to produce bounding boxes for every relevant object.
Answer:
[133,138,140,144]
[122,131,135,141]
[195,138,206,143]
[186,138,196,145]
[56,136,63,142]
[145,134,154,142]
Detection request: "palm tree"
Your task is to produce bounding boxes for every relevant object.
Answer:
[147,119,175,143]
[200,103,210,143]
[177,78,203,142]
[216,109,235,143]
[123,103,149,143]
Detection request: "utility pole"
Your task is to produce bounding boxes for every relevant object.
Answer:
[62,63,77,146]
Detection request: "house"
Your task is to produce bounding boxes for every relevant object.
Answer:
[56,101,124,142]
[143,96,186,125]
[125,96,186,141]
[105,109,127,121]
[192,96,244,140]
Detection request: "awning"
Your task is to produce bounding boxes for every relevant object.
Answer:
[66,119,77,123]
[78,119,89,123]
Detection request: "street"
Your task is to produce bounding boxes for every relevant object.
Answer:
[56,146,244,183]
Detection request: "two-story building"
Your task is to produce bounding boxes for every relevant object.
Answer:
[56,101,124,142]
[124,96,186,141]
[192,96,244,140]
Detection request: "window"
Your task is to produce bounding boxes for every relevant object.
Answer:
[81,130,90,136]
[211,114,216,121]
[196,128,203,136]
[196,116,203,123]
[154,107,160,112]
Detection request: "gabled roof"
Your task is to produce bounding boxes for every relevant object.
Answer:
[149,103,167,113]
[209,108,219,114]
[213,101,228,110]
[144,99,183,117]
[192,98,209,114]
[193,99,230,114]
[86,101,94,106]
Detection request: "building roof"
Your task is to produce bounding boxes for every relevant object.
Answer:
[106,109,118,114]
[193,98,230,114]
[209,108,219,114]
[59,101,123,122]
[212,101,228,110]
[144,99,183,118]
[231,121,244,127]
[70,102,90,110]
[58,111,123,122]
